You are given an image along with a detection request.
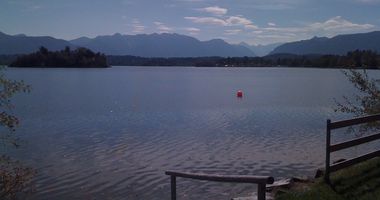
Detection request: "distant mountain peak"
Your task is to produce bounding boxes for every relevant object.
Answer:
[270,31,380,55]
[209,38,224,42]
[75,36,91,40]
[310,36,328,41]
[207,38,227,44]
[113,33,123,37]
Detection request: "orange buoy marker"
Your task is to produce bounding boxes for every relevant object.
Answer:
[236,90,243,98]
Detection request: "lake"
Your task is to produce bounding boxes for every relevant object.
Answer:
[5,66,380,199]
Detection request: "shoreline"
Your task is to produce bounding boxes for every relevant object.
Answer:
[6,65,380,70]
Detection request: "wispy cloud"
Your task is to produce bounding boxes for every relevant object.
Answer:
[5,0,45,11]
[237,0,302,10]
[198,6,227,16]
[226,16,258,29]
[185,15,257,29]
[154,22,173,33]
[226,16,252,26]
[131,19,145,33]
[354,0,380,4]
[184,27,200,35]
[248,16,376,44]
[224,29,242,35]
[308,16,374,33]
[185,17,228,26]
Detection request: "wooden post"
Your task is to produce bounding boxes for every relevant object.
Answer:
[325,119,331,183]
[171,175,176,200]
[257,183,266,200]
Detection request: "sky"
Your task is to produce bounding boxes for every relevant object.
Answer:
[1,0,380,45]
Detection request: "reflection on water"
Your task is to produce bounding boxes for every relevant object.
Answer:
[5,66,380,199]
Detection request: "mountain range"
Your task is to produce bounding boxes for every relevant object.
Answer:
[70,33,256,57]
[270,31,380,55]
[0,31,255,57]
[0,31,74,55]
[1,31,380,57]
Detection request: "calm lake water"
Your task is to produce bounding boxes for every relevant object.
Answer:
[4,66,380,199]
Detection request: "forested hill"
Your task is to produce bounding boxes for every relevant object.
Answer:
[270,31,380,55]
[10,47,108,68]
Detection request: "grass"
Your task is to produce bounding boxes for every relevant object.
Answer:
[275,157,380,200]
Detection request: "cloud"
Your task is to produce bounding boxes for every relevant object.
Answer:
[355,0,380,4]
[237,0,302,10]
[198,6,227,15]
[5,0,44,10]
[131,19,145,33]
[185,17,228,26]
[226,16,258,29]
[308,16,374,33]
[248,16,376,44]
[185,13,374,45]
[184,27,201,35]
[226,16,252,26]
[185,15,257,29]
[253,30,263,34]
[185,27,200,32]
[154,22,173,33]
[224,29,242,35]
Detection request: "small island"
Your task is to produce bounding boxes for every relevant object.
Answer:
[10,46,109,68]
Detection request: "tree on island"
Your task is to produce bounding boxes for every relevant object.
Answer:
[10,46,109,68]
[0,68,35,200]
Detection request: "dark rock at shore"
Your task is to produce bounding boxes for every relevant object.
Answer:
[315,168,324,178]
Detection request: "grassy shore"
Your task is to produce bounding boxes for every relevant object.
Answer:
[275,157,380,200]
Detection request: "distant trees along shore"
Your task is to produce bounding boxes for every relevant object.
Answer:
[10,46,108,68]
[107,50,380,69]
[4,47,380,69]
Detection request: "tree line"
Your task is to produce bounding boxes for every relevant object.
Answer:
[1,49,379,69]
[107,50,380,68]
[9,46,108,68]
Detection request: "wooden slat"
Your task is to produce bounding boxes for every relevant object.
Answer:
[330,132,380,152]
[329,150,380,172]
[325,119,331,183]
[257,183,266,200]
[170,175,176,200]
[329,114,380,130]
[165,171,274,184]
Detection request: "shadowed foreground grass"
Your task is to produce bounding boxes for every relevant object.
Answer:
[275,157,380,200]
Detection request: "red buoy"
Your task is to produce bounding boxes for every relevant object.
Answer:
[237,90,243,98]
